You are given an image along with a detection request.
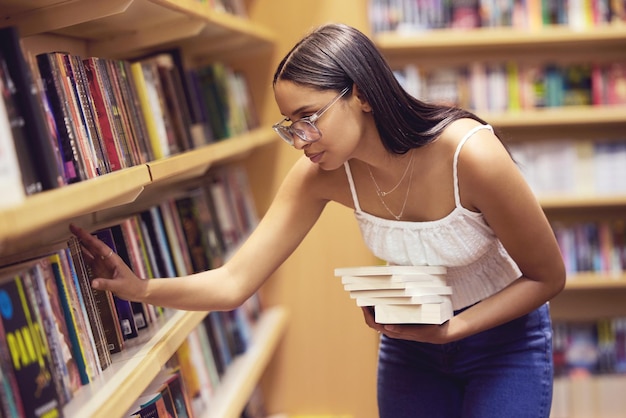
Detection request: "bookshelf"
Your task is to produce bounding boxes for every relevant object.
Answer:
[372,17,626,418]
[60,306,287,418]
[0,0,287,417]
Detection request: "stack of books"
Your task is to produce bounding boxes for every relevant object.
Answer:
[334,265,452,324]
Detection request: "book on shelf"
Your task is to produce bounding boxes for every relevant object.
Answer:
[0,265,63,418]
[129,367,192,418]
[130,60,173,160]
[158,199,195,277]
[92,228,139,346]
[0,26,64,194]
[24,259,76,406]
[0,64,25,209]
[50,250,103,385]
[83,57,126,172]
[65,241,112,373]
[175,187,226,272]
[36,52,89,184]
[76,232,125,353]
[335,265,452,324]
[146,53,195,152]
[110,223,147,334]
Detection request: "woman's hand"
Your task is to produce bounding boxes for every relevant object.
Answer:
[361,306,452,344]
[69,224,148,302]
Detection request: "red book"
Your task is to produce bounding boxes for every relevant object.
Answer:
[83,57,124,171]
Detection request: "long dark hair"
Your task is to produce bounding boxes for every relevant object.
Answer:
[273,23,487,154]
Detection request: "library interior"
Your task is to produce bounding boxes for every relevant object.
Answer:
[0,1,625,417]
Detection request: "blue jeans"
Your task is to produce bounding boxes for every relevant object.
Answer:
[377,303,554,418]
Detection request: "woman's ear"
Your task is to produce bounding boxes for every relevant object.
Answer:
[352,84,373,113]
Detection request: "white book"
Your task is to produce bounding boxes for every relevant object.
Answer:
[340,273,447,285]
[0,90,25,209]
[349,285,452,299]
[343,280,447,291]
[335,265,447,277]
[355,294,447,307]
[374,299,453,324]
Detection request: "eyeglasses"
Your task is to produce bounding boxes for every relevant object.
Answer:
[273,87,350,145]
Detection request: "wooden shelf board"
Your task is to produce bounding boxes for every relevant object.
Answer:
[539,194,626,210]
[482,106,626,128]
[63,309,207,418]
[375,25,626,53]
[0,165,151,245]
[146,127,276,183]
[64,306,287,418]
[1,0,276,60]
[202,306,288,418]
[565,274,626,290]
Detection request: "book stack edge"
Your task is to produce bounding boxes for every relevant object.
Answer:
[334,265,452,324]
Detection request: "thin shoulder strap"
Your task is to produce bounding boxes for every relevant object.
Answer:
[452,124,493,207]
[343,161,362,212]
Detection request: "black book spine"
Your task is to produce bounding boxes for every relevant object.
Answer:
[0,26,64,192]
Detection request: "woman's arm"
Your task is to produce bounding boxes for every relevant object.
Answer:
[71,157,329,311]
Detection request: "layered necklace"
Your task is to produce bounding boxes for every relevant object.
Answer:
[367,151,415,221]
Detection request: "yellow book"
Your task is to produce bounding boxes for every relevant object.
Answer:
[130,61,166,160]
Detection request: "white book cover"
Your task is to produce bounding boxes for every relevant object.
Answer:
[374,299,453,324]
[0,91,25,209]
[349,285,453,299]
[335,265,447,277]
[340,273,446,285]
[355,294,447,307]
[344,279,447,291]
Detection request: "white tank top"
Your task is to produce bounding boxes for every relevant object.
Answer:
[343,125,521,310]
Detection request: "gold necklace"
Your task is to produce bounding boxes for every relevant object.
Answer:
[367,152,415,197]
[367,153,415,220]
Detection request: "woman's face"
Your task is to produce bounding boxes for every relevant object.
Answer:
[273,80,371,171]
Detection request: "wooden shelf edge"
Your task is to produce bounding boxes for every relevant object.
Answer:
[564,274,626,290]
[150,0,276,44]
[202,306,289,418]
[147,127,276,183]
[64,309,208,418]
[483,106,626,128]
[375,24,626,52]
[539,194,626,210]
[0,165,151,246]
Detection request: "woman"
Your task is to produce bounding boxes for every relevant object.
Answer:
[71,23,565,417]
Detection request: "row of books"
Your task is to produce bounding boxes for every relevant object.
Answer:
[369,0,626,34]
[553,317,626,377]
[334,265,452,324]
[169,299,261,416]
[552,220,626,275]
[126,368,193,418]
[0,163,259,417]
[124,290,263,418]
[0,25,258,209]
[394,61,626,113]
[509,138,626,198]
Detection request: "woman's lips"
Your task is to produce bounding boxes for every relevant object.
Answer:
[307,151,324,163]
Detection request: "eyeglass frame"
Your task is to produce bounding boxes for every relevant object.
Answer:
[272,87,351,145]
